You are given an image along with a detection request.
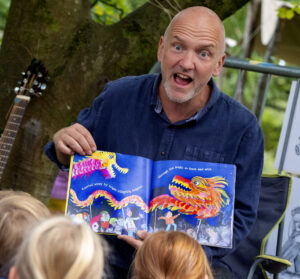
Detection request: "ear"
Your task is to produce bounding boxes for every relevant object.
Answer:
[8,266,19,279]
[157,36,164,62]
[212,53,226,77]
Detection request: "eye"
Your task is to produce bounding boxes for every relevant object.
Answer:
[199,50,209,58]
[108,155,113,159]
[174,44,182,51]
[194,181,200,186]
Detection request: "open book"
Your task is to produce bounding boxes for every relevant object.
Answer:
[66,150,236,248]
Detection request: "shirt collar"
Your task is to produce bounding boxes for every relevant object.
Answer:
[150,75,221,123]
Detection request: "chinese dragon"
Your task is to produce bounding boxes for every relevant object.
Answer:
[71,173,230,219]
[71,151,128,179]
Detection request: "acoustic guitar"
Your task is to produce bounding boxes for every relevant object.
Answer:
[0,59,47,182]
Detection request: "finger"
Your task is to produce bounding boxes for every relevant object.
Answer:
[55,139,75,155]
[63,125,94,155]
[59,136,86,156]
[118,235,143,249]
[54,127,88,156]
[136,230,151,241]
[73,124,97,152]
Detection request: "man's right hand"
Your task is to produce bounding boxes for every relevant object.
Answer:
[53,123,97,166]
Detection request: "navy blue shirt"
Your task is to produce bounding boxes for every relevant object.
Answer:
[45,74,264,267]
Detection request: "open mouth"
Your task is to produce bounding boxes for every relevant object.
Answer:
[174,73,193,86]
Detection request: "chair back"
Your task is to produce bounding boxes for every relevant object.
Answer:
[222,175,291,279]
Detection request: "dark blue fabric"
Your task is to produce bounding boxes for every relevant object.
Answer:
[44,74,264,271]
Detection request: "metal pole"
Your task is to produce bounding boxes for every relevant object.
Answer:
[233,69,243,101]
[257,74,271,124]
[224,57,300,78]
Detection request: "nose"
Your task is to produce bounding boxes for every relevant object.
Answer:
[179,51,195,70]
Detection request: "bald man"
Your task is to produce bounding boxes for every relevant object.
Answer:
[45,6,263,279]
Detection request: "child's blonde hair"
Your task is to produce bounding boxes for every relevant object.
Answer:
[132,231,213,279]
[14,215,104,279]
[0,190,50,277]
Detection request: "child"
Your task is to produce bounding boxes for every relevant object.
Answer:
[0,190,50,278]
[124,208,142,237]
[132,231,213,279]
[8,215,105,279]
[159,211,179,231]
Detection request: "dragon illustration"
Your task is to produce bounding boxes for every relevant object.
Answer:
[70,189,149,212]
[70,175,230,219]
[72,151,128,179]
[149,175,230,219]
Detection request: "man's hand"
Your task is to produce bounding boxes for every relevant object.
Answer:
[118,230,151,249]
[53,123,97,166]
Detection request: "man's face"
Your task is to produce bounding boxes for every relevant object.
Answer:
[157,12,225,104]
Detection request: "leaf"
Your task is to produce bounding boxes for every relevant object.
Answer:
[94,4,104,16]
[294,5,300,14]
[277,7,288,18]
[286,8,295,19]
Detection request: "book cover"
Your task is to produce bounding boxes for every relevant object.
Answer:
[66,150,236,248]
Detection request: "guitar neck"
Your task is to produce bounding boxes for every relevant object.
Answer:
[0,95,31,182]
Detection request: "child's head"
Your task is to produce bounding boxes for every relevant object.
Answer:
[101,211,110,221]
[165,211,172,218]
[126,207,132,217]
[132,231,213,279]
[0,190,50,277]
[10,215,105,279]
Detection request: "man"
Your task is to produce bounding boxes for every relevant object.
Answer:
[45,6,264,278]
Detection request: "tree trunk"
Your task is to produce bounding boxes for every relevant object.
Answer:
[0,0,249,202]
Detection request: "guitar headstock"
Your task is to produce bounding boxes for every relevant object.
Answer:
[14,58,48,97]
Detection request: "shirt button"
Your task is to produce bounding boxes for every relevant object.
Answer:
[161,151,166,156]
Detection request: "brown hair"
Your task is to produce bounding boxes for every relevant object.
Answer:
[0,190,50,277]
[132,231,213,279]
[14,215,104,279]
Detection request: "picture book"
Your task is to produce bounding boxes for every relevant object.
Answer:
[66,150,236,248]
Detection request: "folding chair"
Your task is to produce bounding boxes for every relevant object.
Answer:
[222,175,292,279]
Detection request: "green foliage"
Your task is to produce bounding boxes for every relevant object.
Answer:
[90,0,147,25]
[223,4,247,57]
[277,1,300,19]
[0,0,10,44]
[281,0,300,4]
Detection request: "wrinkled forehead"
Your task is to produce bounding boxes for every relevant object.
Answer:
[165,8,225,50]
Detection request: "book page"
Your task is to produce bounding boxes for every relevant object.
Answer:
[66,151,152,237]
[149,160,236,248]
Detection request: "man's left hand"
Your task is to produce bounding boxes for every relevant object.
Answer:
[118,230,151,249]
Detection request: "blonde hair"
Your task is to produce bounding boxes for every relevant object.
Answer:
[132,231,213,279]
[0,190,50,277]
[15,215,104,279]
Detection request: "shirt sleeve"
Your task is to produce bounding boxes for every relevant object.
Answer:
[203,118,264,262]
